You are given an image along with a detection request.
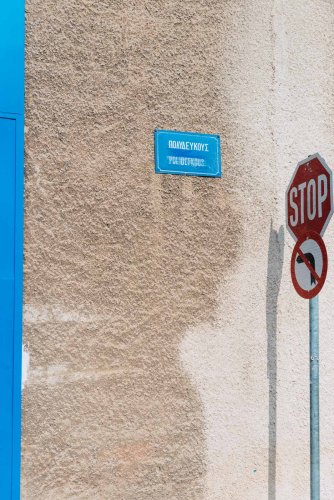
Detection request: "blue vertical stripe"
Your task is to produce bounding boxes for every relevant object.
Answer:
[0,1,25,498]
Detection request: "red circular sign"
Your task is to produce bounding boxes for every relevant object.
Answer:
[291,231,328,299]
[286,154,333,241]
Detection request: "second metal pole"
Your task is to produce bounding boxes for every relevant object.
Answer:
[310,295,320,500]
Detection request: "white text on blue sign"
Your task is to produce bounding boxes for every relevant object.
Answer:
[154,130,222,177]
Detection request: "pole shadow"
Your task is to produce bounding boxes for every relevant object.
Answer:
[267,222,284,500]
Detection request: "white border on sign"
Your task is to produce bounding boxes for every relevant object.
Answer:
[285,153,334,242]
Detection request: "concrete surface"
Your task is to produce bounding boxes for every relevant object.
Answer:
[22,0,334,498]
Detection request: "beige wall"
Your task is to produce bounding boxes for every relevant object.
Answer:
[22,0,334,498]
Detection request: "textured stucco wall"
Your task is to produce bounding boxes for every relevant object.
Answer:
[22,0,334,499]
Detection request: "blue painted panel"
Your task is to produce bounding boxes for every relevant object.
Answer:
[154,129,222,177]
[0,2,25,114]
[12,114,24,500]
[0,118,16,498]
[0,1,25,497]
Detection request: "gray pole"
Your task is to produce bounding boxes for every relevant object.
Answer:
[310,295,320,500]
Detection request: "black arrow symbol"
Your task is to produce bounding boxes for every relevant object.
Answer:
[297,252,316,285]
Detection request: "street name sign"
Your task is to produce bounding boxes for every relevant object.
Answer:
[286,153,333,241]
[154,129,221,177]
[291,231,328,299]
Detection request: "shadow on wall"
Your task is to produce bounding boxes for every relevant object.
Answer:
[266,223,284,500]
[22,1,245,498]
[22,175,243,500]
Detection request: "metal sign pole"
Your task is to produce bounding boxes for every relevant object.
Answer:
[286,154,333,500]
[310,295,320,500]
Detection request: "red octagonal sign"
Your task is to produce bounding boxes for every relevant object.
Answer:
[286,153,334,241]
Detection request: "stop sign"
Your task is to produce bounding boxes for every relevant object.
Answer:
[286,153,333,241]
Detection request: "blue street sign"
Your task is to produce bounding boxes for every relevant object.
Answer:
[154,129,222,178]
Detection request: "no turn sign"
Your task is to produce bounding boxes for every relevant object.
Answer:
[291,231,328,299]
[286,153,334,241]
